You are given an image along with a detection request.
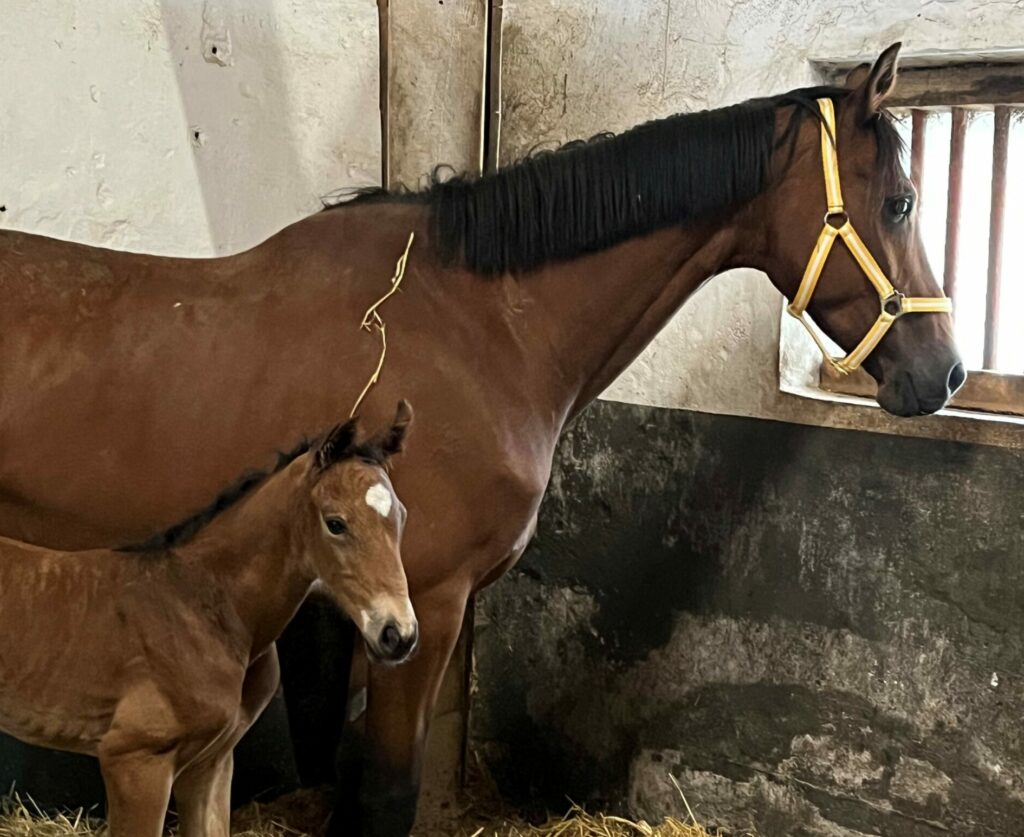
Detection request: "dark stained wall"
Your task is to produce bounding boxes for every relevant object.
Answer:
[472,400,1024,837]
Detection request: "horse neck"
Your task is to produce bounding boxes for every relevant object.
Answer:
[179,457,315,655]
[519,211,757,417]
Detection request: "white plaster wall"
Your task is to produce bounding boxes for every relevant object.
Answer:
[0,0,380,256]
[499,0,1024,438]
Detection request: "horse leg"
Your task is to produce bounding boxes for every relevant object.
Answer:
[174,750,233,837]
[99,751,174,837]
[278,593,354,785]
[330,582,470,837]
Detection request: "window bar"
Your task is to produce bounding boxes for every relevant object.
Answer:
[943,107,968,302]
[983,106,1011,370]
[911,109,927,203]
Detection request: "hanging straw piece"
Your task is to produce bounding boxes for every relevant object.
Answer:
[349,231,415,418]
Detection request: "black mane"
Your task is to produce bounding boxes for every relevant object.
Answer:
[328,85,905,274]
[120,432,390,554]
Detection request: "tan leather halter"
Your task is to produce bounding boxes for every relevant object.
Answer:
[787,98,952,375]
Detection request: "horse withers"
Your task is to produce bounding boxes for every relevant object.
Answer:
[0,401,416,837]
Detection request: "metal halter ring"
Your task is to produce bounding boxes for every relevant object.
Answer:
[882,292,905,318]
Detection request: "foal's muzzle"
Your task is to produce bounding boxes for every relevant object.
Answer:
[367,619,419,665]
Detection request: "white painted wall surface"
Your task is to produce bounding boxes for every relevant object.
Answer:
[499,0,1024,441]
[0,0,380,256]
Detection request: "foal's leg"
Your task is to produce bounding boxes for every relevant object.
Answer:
[175,647,281,837]
[99,751,175,837]
[240,644,283,727]
[175,750,234,837]
[331,582,470,837]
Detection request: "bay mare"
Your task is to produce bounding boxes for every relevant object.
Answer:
[0,45,962,835]
[0,405,415,837]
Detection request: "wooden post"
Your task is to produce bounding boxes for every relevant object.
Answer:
[983,106,1011,370]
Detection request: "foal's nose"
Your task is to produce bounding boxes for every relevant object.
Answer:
[377,620,418,663]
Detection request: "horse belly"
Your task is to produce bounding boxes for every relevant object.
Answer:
[0,694,109,755]
[0,565,126,752]
[0,634,117,754]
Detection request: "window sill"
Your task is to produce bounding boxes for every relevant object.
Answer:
[778,304,1024,450]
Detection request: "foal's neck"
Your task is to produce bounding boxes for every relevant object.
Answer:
[181,457,315,656]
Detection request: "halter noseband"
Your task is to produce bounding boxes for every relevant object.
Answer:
[786,98,952,376]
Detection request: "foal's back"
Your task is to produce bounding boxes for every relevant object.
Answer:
[0,538,241,753]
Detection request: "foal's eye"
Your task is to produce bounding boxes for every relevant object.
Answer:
[324,517,348,536]
[887,195,914,222]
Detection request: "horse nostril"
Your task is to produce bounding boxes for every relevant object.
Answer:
[379,622,401,655]
[947,361,967,396]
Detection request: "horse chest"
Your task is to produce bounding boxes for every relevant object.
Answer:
[402,427,552,591]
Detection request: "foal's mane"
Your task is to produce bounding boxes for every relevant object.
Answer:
[120,433,391,554]
[328,85,904,274]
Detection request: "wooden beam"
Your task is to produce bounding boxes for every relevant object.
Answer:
[886,63,1024,108]
[818,62,1024,108]
[943,107,968,301]
[910,110,927,203]
[483,0,504,174]
[376,0,391,189]
[983,106,1011,369]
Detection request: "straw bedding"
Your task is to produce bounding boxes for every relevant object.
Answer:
[0,786,742,837]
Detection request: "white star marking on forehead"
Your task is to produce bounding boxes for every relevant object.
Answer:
[365,483,393,518]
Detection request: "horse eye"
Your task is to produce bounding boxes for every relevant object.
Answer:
[324,517,348,536]
[887,195,913,221]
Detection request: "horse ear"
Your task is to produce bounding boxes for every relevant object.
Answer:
[843,63,871,90]
[850,42,901,123]
[377,400,414,458]
[315,417,358,471]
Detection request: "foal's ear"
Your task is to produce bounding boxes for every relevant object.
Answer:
[315,418,358,471]
[849,42,901,123]
[376,400,414,458]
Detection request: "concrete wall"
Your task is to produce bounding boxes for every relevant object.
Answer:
[473,401,1024,835]
[0,0,380,256]
[498,0,1024,442]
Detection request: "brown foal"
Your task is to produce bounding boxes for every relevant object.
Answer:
[0,402,417,837]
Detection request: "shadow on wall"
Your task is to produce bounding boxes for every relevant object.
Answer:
[156,0,308,253]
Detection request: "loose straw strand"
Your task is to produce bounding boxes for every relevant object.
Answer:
[349,231,415,417]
